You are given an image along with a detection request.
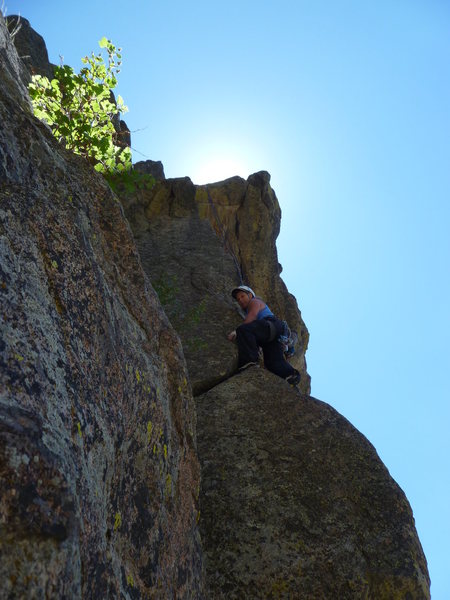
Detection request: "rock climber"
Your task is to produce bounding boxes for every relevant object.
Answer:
[227,285,301,385]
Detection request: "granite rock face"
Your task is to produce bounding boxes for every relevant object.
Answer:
[120,174,310,396]
[0,13,30,105]
[196,367,430,599]
[0,14,202,599]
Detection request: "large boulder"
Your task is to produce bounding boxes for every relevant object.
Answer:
[0,14,203,599]
[196,367,430,599]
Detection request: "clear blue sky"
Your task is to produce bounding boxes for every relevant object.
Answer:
[4,1,449,597]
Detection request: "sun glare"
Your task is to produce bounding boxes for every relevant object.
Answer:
[190,157,250,185]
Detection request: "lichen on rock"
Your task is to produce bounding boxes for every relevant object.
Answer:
[196,367,430,599]
[0,14,203,599]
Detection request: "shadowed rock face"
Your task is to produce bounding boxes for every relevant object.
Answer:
[5,15,54,81]
[120,173,311,396]
[120,177,243,396]
[196,368,430,599]
[0,15,203,599]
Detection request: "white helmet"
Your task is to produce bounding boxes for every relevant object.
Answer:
[231,285,255,299]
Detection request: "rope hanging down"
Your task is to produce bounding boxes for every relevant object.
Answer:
[206,185,243,284]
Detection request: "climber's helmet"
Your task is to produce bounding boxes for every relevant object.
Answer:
[231,285,255,300]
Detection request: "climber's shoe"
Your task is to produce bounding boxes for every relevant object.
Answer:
[286,371,301,386]
[238,362,259,372]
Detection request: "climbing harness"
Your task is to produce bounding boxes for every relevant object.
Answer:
[270,319,298,358]
[278,321,298,358]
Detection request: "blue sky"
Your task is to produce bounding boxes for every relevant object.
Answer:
[4,1,450,597]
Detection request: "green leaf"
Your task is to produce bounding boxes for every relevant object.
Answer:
[28,36,130,177]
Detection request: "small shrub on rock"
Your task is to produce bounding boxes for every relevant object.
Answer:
[29,37,131,174]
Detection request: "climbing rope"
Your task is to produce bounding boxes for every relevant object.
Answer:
[205,185,243,285]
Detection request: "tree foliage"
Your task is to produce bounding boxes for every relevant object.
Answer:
[28,37,131,174]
